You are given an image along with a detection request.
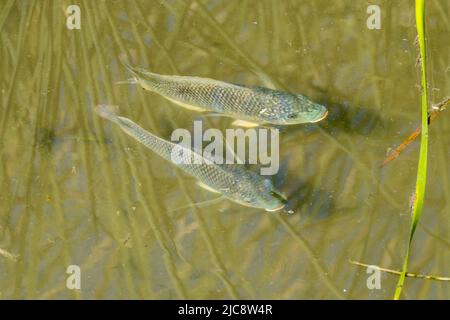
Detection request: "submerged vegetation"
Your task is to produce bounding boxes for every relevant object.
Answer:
[394,0,429,300]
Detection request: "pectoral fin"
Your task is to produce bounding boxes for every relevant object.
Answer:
[166,97,206,112]
[202,112,230,118]
[197,181,221,194]
[231,120,260,128]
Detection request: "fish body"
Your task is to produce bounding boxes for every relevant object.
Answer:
[95,105,287,211]
[122,63,328,125]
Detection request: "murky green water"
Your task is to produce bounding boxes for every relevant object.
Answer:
[0,0,449,299]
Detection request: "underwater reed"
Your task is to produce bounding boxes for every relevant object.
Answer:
[394,0,429,300]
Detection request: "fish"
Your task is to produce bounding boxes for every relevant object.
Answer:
[119,59,328,126]
[95,104,287,212]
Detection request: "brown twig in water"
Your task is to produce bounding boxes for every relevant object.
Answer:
[349,260,450,281]
[382,97,450,167]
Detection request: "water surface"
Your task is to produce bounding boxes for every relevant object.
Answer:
[0,0,449,299]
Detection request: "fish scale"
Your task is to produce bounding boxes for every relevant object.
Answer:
[95,105,287,212]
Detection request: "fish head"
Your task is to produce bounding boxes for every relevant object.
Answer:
[251,179,287,212]
[279,94,328,124]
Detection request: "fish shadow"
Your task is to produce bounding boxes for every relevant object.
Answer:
[313,92,384,137]
[283,179,335,219]
[272,157,335,218]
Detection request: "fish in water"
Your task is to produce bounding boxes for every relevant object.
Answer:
[119,60,328,127]
[95,104,287,212]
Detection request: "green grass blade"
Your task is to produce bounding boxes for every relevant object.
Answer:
[394,0,429,300]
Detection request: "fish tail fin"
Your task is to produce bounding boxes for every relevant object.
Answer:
[118,53,156,82]
[249,68,277,90]
[95,104,121,123]
[118,54,148,75]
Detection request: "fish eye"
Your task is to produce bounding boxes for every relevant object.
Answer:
[287,113,297,119]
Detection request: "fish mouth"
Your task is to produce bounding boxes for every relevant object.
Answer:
[264,203,286,212]
[309,109,328,123]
